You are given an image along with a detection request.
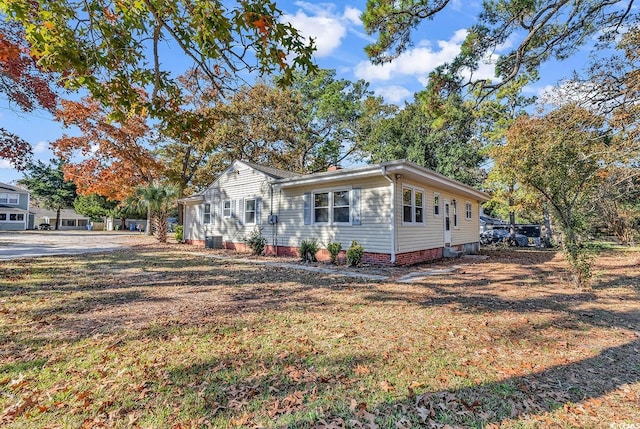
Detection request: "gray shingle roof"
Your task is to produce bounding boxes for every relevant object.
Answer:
[240,160,303,179]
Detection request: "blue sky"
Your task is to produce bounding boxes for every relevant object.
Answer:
[0,0,592,184]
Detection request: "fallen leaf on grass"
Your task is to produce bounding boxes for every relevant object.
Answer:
[230,413,254,426]
[1,394,39,423]
[379,380,395,392]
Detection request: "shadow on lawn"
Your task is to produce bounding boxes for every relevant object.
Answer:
[3,247,639,427]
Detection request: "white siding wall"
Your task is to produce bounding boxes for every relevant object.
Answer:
[184,164,481,255]
[395,179,481,252]
[184,163,274,243]
[275,176,393,254]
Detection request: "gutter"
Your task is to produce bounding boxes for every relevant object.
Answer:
[381,166,396,264]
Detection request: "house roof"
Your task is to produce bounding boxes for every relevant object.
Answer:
[178,159,491,203]
[30,206,90,220]
[0,182,27,193]
[239,160,303,179]
[274,160,491,202]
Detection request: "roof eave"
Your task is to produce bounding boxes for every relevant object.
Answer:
[382,161,491,202]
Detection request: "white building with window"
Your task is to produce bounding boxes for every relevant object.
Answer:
[179,160,489,266]
[0,182,30,231]
[31,207,91,230]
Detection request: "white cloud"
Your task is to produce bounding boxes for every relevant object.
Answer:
[355,29,503,86]
[354,29,468,82]
[0,159,12,169]
[283,3,365,58]
[460,54,499,82]
[374,85,412,104]
[33,140,48,154]
[343,6,362,26]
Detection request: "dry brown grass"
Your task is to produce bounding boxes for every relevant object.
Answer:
[1,245,639,428]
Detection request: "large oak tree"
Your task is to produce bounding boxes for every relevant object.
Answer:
[1,0,316,119]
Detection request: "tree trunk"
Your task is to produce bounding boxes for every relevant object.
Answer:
[543,203,553,247]
[146,206,152,236]
[55,207,61,230]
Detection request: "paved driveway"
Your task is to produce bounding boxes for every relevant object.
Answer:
[0,230,155,260]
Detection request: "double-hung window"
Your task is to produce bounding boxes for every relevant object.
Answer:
[244,199,256,224]
[314,192,330,223]
[0,193,18,204]
[204,203,212,224]
[313,190,350,224]
[434,193,440,216]
[333,191,350,223]
[465,202,472,220]
[402,186,424,224]
[222,200,231,218]
[9,213,24,221]
[452,199,458,228]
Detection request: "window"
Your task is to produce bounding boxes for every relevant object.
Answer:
[452,199,458,228]
[0,193,18,204]
[223,200,231,218]
[313,190,350,224]
[9,213,24,222]
[244,199,256,224]
[61,219,76,227]
[415,190,424,223]
[465,202,472,220]
[314,192,329,223]
[333,191,350,223]
[204,203,212,224]
[434,193,440,216]
[402,186,424,224]
[0,214,6,221]
[403,188,412,223]
[77,219,88,227]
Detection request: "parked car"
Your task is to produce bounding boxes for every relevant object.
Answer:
[38,223,51,230]
[481,229,528,247]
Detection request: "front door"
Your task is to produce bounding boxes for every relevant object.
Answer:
[444,201,451,245]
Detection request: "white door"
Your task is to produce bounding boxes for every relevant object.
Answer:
[444,200,451,245]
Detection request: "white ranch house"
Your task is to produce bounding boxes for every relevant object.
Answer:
[179,160,490,265]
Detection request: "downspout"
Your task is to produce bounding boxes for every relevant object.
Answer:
[270,183,277,257]
[381,166,396,264]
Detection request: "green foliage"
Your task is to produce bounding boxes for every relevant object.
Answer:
[360,89,485,186]
[326,241,342,264]
[300,238,320,263]
[174,225,184,243]
[362,0,635,97]
[243,228,266,255]
[346,241,364,266]
[73,194,117,221]
[564,243,597,289]
[18,158,77,230]
[135,184,178,243]
[1,0,316,121]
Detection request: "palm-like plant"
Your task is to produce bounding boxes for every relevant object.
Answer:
[135,184,178,243]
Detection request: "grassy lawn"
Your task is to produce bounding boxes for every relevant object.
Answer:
[1,244,639,428]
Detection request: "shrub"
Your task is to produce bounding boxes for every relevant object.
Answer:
[326,241,342,264]
[174,225,184,242]
[300,238,320,263]
[346,240,364,266]
[244,228,267,255]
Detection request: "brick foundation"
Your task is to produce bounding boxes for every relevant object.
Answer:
[185,240,476,266]
[184,239,205,246]
[394,247,443,266]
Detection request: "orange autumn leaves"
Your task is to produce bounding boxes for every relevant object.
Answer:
[53,98,162,201]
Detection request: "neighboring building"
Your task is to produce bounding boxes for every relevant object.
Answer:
[31,207,91,230]
[179,160,490,266]
[0,182,30,231]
